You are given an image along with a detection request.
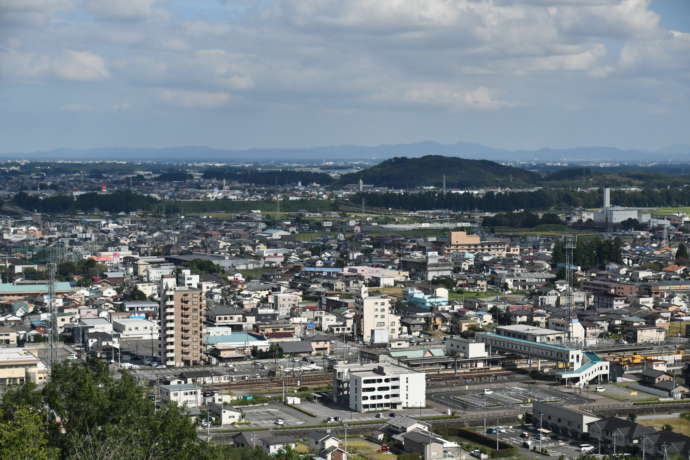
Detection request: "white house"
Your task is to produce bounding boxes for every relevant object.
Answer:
[159,384,202,408]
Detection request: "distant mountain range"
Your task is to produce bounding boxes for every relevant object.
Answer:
[3,141,690,163]
[337,155,540,188]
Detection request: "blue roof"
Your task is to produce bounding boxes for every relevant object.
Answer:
[0,282,72,294]
[303,267,343,273]
[206,332,265,345]
[161,384,199,391]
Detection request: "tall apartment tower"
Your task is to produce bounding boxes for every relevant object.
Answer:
[603,187,611,209]
[159,275,204,367]
[361,296,399,344]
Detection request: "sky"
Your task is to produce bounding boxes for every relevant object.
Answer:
[1,0,689,154]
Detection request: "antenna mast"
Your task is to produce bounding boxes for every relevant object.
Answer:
[564,235,576,343]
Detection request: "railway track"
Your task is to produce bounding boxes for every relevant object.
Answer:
[204,369,522,391]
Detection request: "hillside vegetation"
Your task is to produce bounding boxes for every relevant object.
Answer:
[337,155,540,188]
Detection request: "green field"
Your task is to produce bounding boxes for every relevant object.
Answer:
[653,207,690,216]
[639,417,690,436]
[449,290,503,301]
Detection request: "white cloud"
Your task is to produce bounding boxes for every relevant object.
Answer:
[84,0,163,21]
[157,88,232,109]
[0,0,72,26]
[373,83,515,110]
[0,49,110,81]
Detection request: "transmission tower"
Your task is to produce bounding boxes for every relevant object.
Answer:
[564,235,576,343]
[47,244,66,372]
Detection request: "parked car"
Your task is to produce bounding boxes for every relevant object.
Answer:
[483,388,493,395]
[595,386,605,392]
[275,418,284,426]
[580,444,595,453]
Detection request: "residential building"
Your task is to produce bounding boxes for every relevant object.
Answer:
[361,296,399,344]
[113,318,158,340]
[0,348,48,386]
[338,363,426,412]
[533,401,599,439]
[159,383,202,408]
[159,277,204,367]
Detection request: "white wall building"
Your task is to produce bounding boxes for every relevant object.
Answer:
[159,383,202,408]
[361,296,399,344]
[113,318,159,340]
[445,338,488,358]
[347,364,425,412]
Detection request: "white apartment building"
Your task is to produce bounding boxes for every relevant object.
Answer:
[347,364,426,412]
[159,383,202,408]
[361,296,399,344]
[113,318,159,340]
[177,269,200,289]
[272,292,301,318]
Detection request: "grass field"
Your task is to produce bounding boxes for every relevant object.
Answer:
[344,439,395,460]
[368,287,405,298]
[492,225,593,236]
[653,207,690,216]
[639,416,690,436]
[449,290,503,300]
[668,321,690,337]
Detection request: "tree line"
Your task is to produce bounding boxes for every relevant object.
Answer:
[203,167,334,186]
[0,359,289,460]
[353,187,690,212]
[552,237,623,270]
[13,191,159,214]
[483,211,563,228]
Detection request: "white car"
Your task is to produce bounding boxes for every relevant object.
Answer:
[595,386,605,392]
[275,418,285,426]
[483,388,494,395]
[579,444,595,453]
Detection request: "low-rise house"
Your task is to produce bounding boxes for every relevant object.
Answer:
[159,383,202,408]
[232,432,296,455]
[208,403,242,425]
[588,417,655,454]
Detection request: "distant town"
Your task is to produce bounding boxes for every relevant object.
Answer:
[4,157,690,459]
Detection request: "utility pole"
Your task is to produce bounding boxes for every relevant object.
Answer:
[496,417,499,451]
[538,412,543,452]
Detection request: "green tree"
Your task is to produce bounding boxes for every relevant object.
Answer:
[0,406,57,460]
[128,288,147,301]
[676,243,689,264]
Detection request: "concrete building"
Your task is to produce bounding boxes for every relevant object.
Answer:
[445,338,488,359]
[533,401,599,440]
[113,318,158,340]
[159,277,204,367]
[361,296,399,344]
[495,325,565,343]
[271,292,301,318]
[209,403,242,425]
[334,363,425,412]
[448,231,518,256]
[159,383,202,408]
[0,348,48,386]
[625,326,666,344]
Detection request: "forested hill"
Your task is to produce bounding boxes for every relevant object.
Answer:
[337,155,540,188]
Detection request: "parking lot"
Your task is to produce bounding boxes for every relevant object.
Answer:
[485,424,591,458]
[431,384,592,411]
[241,403,312,428]
[298,399,447,424]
